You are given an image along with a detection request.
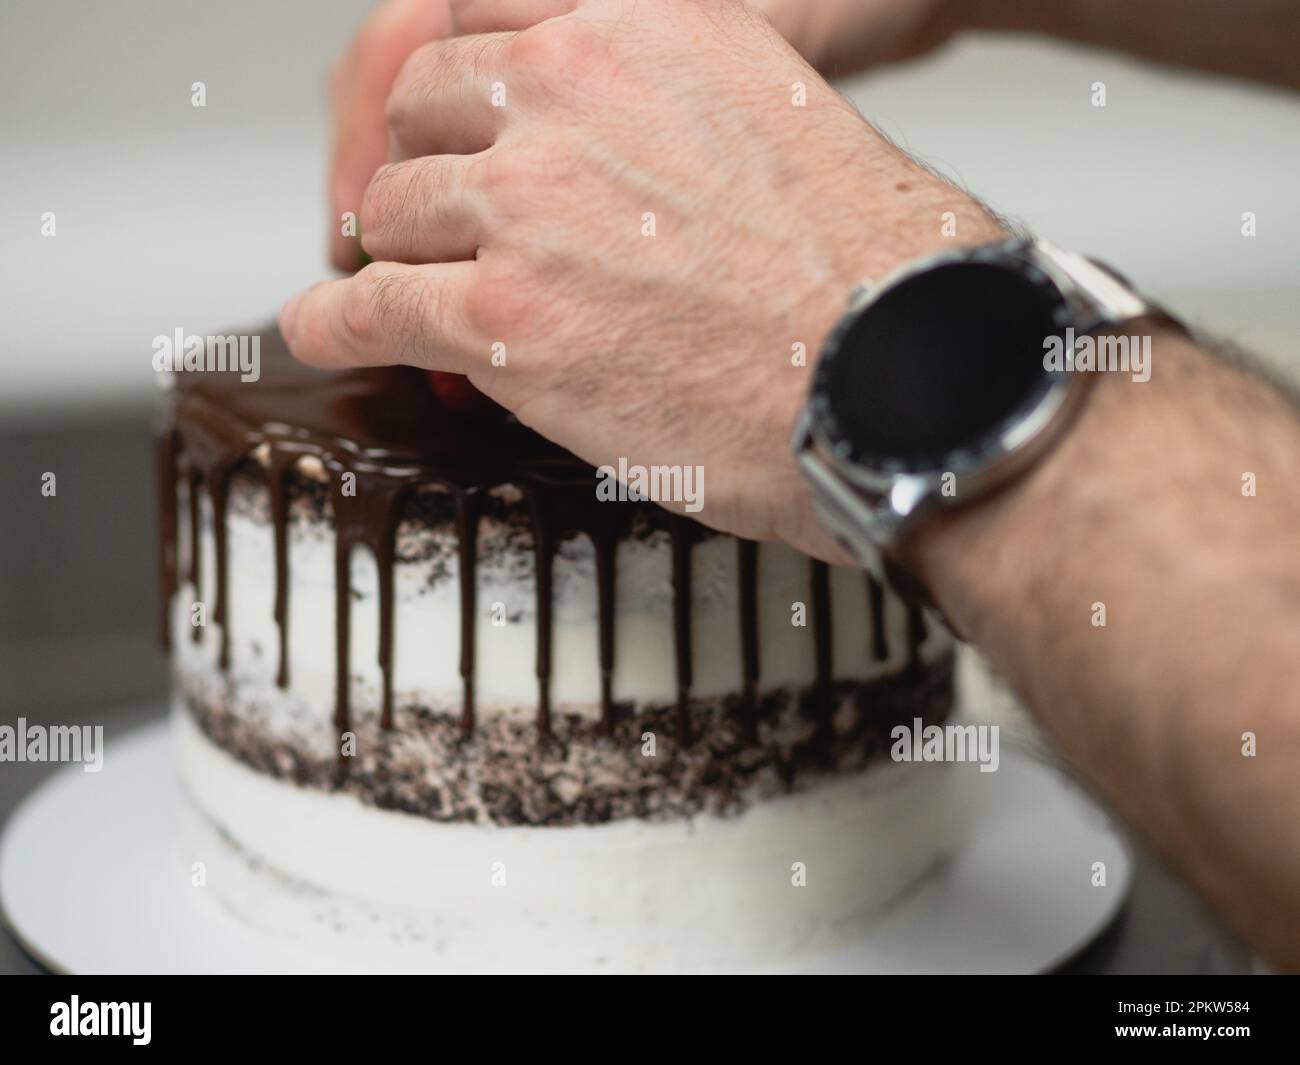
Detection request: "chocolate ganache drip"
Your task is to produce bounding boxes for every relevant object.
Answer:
[156,328,920,767]
[185,467,202,645]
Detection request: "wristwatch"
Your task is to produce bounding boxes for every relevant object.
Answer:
[792,236,1180,625]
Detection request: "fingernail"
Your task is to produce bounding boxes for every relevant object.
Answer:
[279,293,302,345]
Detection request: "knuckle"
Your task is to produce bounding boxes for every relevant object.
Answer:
[362,160,416,230]
[348,267,445,362]
[385,41,437,133]
[341,266,385,347]
[478,141,575,206]
[511,20,604,80]
[462,148,495,197]
[474,148,522,202]
[359,165,392,229]
[295,284,333,353]
[464,259,542,339]
[461,33,505,82]
[529,139,579,187]
[383,82,412,140]
[462,273,502,338]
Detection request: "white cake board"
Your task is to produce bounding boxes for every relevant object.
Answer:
[0,718,1131,974]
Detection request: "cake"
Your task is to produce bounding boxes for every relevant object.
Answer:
[155,327,965,972]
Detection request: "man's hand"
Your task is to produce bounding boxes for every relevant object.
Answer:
[286,0,1002,559]
[328,0,453,270]
[324,0,968,270]
[323,0,1298,261]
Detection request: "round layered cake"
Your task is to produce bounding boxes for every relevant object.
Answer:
[156,327,965,972]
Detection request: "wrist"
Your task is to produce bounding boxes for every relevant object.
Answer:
[913,321,1196,641]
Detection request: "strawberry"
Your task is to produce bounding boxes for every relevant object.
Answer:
[426,371,504,419]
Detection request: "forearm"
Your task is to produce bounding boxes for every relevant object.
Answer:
[970,0,1300,90]
[917,326,1300,968]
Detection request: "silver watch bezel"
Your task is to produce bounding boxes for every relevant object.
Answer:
[793,236,1162,567]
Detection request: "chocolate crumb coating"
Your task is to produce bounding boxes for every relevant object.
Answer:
[181,653,954,827]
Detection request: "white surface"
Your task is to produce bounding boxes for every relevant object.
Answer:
[1,717,1132,974]
[2,2,1297,412]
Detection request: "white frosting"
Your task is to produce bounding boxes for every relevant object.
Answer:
[172,478,948,728]
[174,704,971,972]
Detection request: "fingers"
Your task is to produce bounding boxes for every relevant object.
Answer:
[280,261,481,373]
[449,0,579,34]
[326,0,581,269]
[361,155,486,263]
[386,32,515,161]
[329,0,452,271]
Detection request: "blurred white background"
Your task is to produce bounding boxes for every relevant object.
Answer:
[1,0,1297,413]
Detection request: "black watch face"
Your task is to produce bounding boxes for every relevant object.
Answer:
[813,258,1070,474]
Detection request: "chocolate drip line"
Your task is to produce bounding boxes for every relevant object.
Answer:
[267,446,296,689]
[156,328,908,762]
[186,467,202,643]
[906,605,928,672]
[210,465,232,671]
[453,489,480,733]
[331,469,405,745]
[594,527,617,730]
[866,573,889,662]
[530,487,555,737]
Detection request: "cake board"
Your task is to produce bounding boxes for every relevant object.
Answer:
[0,714,1131,974]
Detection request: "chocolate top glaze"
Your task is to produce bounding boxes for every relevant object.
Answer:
[171,329,591,486]
[155,326,925,768]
